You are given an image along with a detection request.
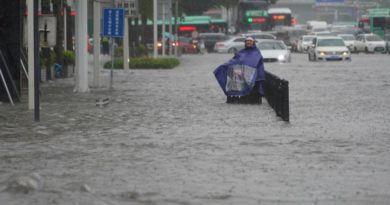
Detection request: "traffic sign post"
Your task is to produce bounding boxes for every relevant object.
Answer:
[102,8,125,90]
[103,8,125,37]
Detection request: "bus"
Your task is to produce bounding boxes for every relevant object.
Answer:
[244,10,269,31]
[359,8,390,38]
[237,0,270,32]
[268,8,293,30]
[178,16,212,35]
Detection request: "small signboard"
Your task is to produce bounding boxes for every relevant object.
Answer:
[39,15,57,47]
[368,8,390,18]
[102,8,125,37]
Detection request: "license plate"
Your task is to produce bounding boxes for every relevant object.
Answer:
[330,55,339,59]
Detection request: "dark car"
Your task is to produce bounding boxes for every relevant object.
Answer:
[199,33,229,53]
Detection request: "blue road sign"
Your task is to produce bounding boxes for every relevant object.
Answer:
[102,8,125,38]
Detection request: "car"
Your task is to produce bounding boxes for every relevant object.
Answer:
[214,36,246,53]
[297,35,315,53]
[353,33,387,53]
[241,32,277,40]
[310,31,334,36]
[307,36,351,61]
[338,34,356,52]
[199,33,229,53]
[177,36,199,54]
[156,36,199,54]
[384,34,390,54]
[257,39,291,63]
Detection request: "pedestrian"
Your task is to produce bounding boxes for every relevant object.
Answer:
[214,35,265,104]
[101,37,109,55]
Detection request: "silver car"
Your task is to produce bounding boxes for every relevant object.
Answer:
[353,33,386,53]
[338,34,356,52]
[214,36,246,53]
[257,40,291,63]
[308,36,351,61]
[241,32,277,40]
[297,35,316,53]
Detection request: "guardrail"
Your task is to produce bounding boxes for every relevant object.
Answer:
[263,71,289,122]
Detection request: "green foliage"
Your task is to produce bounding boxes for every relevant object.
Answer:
[63,50,75,65]
[130,44,148,57]
[104,57,180,69]
[39,49,56,67]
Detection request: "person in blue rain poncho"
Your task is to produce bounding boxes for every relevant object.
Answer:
[213,36,265,104]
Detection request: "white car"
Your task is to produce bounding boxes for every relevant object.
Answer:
[308,36,351,61]
[240,32,277,40]
[353,33,387,53]
[257,40,291,63]
[297,35,315,53]
[338,34,356,52]
[214,36,246,53]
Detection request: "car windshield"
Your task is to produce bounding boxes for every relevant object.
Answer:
[366,35,382,41]
[254,34,274,39]
[258,41,286,50]
[317,39,345,47]
[340,35,355,40]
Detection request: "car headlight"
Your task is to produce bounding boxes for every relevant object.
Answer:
[278,54,287,61]
[278,54,288,62]
[342,51,349,56]
[319,51,325,56]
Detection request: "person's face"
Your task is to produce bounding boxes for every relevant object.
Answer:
[245,40,254,47]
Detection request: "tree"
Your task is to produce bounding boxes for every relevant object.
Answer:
[180,0,215,15]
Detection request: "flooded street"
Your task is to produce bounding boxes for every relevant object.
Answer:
[1,53,390,204]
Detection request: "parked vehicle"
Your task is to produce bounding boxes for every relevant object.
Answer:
[257,39,291,63]
[338,34,356,52]
[353,33,387,53]
[214,36,246,53]
[297,35,315,53]
[308,36,351,61]
[199,33,229,53]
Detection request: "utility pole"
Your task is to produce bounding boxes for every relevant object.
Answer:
[153,0,158,58]
[174,0,178,56]
[74,0,89,92]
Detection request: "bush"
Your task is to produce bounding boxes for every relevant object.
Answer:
[104,57,180,69]
[39,49,56,67]
[63,50,75,65]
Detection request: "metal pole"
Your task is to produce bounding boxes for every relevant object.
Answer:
[110,38,114,90]
[64,6,67,50]
[153,0,158,58]
[28,0,35,110]
[174,0,178,57]
[0,69,14,105]
[168,0,173,55]
[34,0,40,121]
[124,17,130,70]
[93,1,101,87]
[75,0,89,92]
[162,2,166,56]
[109,1,115,90]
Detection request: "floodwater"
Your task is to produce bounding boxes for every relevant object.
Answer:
[1,53,390,205]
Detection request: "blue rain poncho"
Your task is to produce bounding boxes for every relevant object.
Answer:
[213,40,265,96]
